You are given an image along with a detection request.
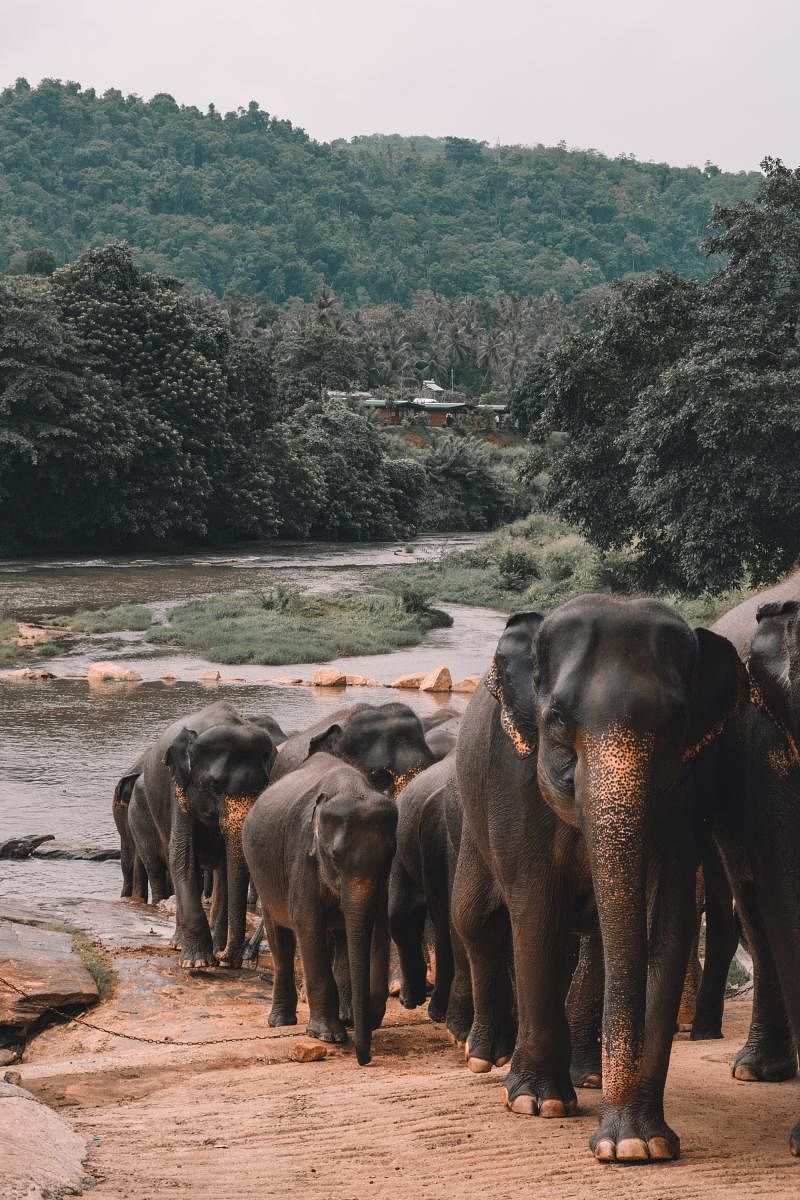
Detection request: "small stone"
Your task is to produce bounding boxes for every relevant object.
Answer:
[345,674,369,687]
[201,669,222,683]
[452,676,479,694]
[4,1071,22,1086]
[420,666,452,693]
[289,1040,327,1063]
[391,672,427,689]
[312,669,347,688]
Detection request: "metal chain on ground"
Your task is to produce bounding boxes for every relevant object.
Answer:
[0,972,431,1048]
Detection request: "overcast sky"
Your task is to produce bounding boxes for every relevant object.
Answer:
[4,0,798,172]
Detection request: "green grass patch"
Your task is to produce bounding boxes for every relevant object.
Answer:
[71,930,116,1001]
[149,584,452,665]
[49,603,153,633]
[377,511,757,627]
[0,615,63,667]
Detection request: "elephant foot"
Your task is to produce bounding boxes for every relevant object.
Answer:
[178,936,216,969]
[591,1103,679,1164]
[733,1038,798,1082]
[427,992,448,1024]
[690,1023,723,1040]
[465,1017,516,1073]
[398,978,427,1010]
[570,1049,602,1089]
[790,1122,800,1156]
[268,1003,298,1028]
[445,992,473,1046]
[504,1060,577,1117]
[215,944,244,969]
[307,1015,347,1045]
[339,1002,354,1028]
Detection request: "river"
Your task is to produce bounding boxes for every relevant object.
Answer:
[0,535,506,907]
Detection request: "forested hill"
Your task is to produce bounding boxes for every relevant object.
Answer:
[0,77,759,304]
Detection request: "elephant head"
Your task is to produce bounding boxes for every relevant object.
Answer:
[749,600,800,736]
[306,703,440,796]
[164,719,276,965]
[487,595,746,1107]
[310,764,398,1065]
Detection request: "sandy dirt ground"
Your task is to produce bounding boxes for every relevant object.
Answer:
[12,903,800,1200]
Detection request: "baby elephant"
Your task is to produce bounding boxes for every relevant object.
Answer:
[243,753,398,1065]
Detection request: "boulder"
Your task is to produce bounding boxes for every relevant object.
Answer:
[0,1079,89,1199]
[0,918,99,1034]
[6,668,56,681]
[31,841,120,862]
[452,676,480,694]
[0,1049,16,1066]
[289,1039,327,1063]
[87,661,142,685]
[345,674,370,687]
[420,666,452,693]
[201,669,222,684]
[391,672,427,690]
[270,677,306,686]
[0,835,55,860]
[312,669,347,688]
[161,673,178,685]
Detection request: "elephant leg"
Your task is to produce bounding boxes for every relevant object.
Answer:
[131,853,149,904]
[369,897,390,1031]
[590,841,696,1163]
[503,886,577,1118]
[209,864,228,955]
[388,860,427,1010]
[426,883,454,1024]
[243,917,265,965]
[295,910,346,1045]
[267,919,298,1028]
[332,931,353,1025]
[169,807,214,968]
[692,846,739,1040]
[567,933,603,1089]
[445,925,474,1045]
[451,827,515,1071]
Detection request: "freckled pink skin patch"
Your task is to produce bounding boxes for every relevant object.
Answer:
[219,794,257,860]
[581,724,653,1108]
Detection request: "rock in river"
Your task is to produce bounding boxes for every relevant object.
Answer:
[1,1078,89,1199]
[0,912,99,1035]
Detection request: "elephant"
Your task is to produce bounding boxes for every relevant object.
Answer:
[116,701,277,968]
[451,595,745,1164]
[242,753,398,1066]
[269,702,454,793]
[112,759,149,900]
[711,598,800,1155]
[388,752,468,1024]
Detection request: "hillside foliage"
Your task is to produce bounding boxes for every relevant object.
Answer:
[0,78,759,304]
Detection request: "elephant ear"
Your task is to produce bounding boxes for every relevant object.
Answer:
[748,601,799,732]
[485,610,544,759]
[164,727,199,791]
[308,724,343,759]
[684,628,748,760]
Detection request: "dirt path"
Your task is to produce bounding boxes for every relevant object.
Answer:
[12,915,799,1200]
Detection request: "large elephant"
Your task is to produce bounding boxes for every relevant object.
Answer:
[452,595,744,1164]
[712,599,800,1157]
[119,701,276,968]
[269,702,452,793]
[243,753,398,1065]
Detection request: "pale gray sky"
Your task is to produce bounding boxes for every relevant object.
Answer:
[4,0,798,172]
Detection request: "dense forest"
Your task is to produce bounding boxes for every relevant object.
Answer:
[0,241,525,553]
[0,78,759,304]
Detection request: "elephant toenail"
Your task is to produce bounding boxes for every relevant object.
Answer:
[616,1137,650,1162]
[467,1056,492,1073]
[594,1139,616,1162]
[494,1055,511,1067]
[539,1099,566,1118]
[647,1136,674,1160]
[504,1090,537,1115]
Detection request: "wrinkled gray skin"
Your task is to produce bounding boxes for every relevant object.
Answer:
[452,596,743,1164]
[270,703,453,793]
[712,600,800,1157]
[389,753,464,1023]
[115,702,276,968]
[243,753,397,1066]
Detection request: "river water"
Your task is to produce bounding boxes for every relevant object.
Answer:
[0,535,506,907]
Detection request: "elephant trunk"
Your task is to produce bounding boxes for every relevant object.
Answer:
[343,881,380,1066]
[579,726,652,1106]
[220,795,256,967]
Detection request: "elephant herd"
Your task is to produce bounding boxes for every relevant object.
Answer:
[113,590,800,1167]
